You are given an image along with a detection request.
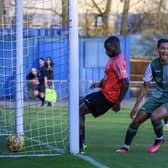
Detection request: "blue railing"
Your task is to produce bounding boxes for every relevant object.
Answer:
[0,29,130,98]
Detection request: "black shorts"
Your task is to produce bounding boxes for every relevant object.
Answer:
[84,91,114,118]
[34,84,45,92]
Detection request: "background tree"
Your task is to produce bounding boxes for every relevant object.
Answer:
[120,0,130,35]
[62,0,68,28]
[156,0,164,31]
[0,0,4,27]
[2,0,168,36]
[0,0,11,27]
[79,0,113,36]
[91,0,112,35]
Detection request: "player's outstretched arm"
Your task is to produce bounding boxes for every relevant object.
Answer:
[90,80,103,89]
[130,81,149,118]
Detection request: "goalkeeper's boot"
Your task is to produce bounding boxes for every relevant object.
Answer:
[80,149,85,155]
[82,142,88,150]
[148,138,164,153]
[80,142,88,154]
[116,146,129,153]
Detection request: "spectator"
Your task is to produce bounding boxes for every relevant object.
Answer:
[45,56,54,106]
[26,68,40,98]
[26,68,39,85]
[34,57,48,106]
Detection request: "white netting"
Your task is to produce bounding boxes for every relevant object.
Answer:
[0,0,154,157]
[0,0,69,156]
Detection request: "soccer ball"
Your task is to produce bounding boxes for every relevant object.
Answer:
[7,135,24,152]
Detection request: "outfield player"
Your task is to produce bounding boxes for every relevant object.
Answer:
[116,38,168,153]
[79,36,129,153]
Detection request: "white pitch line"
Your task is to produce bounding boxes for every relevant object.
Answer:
[77,154,110,168]
[0,154,62,158]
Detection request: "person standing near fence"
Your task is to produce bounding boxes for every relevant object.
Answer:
[45,57,54,106]
[26,68,40,98]
[116,38,168,153]
[34,57,48,106]
[79,36,129,154]
[26,68,39,85]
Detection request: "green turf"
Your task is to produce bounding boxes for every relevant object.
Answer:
[1,108,168,168]
[85,110,168,168]
[1,155,97,168]
[0,106,69,155]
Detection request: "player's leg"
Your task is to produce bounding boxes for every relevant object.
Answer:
[79,96,85,105]
[116,111,149,153]
[79,102,90,153]
[39,92,45,106]
[33,86,44,105]
[117,95,164,153]
[33,89,39,97]
[148,105,168,153]
[33,88,42,101]
[79,96,87,147]
[79,91,113,153]
[151,105,167,136]
[38,85,45,106]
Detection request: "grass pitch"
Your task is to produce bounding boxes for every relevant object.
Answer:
[1,107,168,168]
[85,109,168,168]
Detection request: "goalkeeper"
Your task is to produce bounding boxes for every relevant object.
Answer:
[79,36,129,153]
[116,38,168,153]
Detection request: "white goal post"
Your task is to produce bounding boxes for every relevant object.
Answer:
[0,0,79,156]
[68,0,80,154]
[15,0,24,136]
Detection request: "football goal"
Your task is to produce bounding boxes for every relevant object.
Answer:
[0,0,79,157]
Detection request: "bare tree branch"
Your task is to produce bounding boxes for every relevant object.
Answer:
[120,0,130,35]
[91,0,103,15]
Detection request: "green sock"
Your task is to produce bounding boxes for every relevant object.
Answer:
[152,121,163,138]
[125,125,137,145]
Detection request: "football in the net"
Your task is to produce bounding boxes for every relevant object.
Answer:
[7,135,24,152]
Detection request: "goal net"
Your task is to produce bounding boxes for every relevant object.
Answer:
[0,0,78,157]
[0,0,153,158]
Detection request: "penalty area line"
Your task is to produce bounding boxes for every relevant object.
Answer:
[77,154,110,168]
